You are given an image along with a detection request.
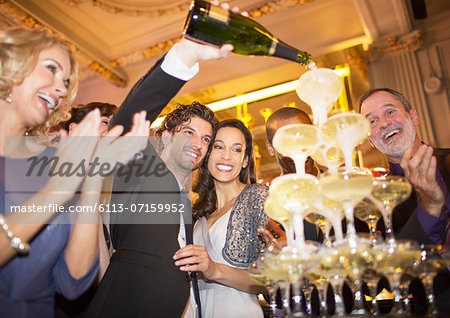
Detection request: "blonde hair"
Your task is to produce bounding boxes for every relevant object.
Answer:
[0,27,79,135]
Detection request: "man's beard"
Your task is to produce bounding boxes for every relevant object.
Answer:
[176,156,196,172]
[371,119,416,158]
[179,147,202,171]
[191,160,202,171]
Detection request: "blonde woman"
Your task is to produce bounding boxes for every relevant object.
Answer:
[0,27,149,317]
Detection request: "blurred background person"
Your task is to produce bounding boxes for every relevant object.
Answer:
[51,101,118,318]
[59,102,118,136]
[261,107,318,244]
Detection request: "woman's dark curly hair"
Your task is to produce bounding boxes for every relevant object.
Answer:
[57,102,118,130]
[154,101,217,152]
[193,119,256,220]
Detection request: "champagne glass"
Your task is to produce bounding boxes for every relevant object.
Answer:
[249,248,279,318]
[414,244,450,317]
[296,68,343,127]
[373,240,422,315]
[311,196,345,242]
[269,173,321,247]
[354,197,382,241]
[311,140,344,175]
[249,261,275,317]
[362,268,382,316]
[275,242,320,316]
[399,273,415,316]
[360,233,385,316]
[260,247,292,317]
[335,235,375,316]
[302,278,315,316]
[305,212,333,246]
[305,270,330,317]
[312,243,348,316]
[265,196,294,246]
[320,112,370,171]
[319,169,374,238]
[272,123,320,176]
[370,176,412,243]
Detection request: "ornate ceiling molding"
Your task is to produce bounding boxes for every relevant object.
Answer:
[248,0,316,18]
[63,0,317,18]
[0,0,126,86]
[63,0,189,17]
[61,0,86,5]
[110,36,181,68]
[0,0,43,29]
[92,0,189,17]
[110,0,317,68]
[2,0,317,83]
[368,30,423,62]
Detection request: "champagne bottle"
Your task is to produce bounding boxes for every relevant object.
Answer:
[183,0,312,65]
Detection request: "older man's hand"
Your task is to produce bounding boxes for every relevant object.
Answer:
[400,144,444,217]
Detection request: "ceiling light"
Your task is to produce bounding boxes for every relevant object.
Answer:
[150,67,349,128]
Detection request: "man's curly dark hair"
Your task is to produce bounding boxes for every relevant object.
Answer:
[154,101,217,151]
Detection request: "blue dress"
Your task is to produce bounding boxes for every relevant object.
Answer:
[0,147,98,318]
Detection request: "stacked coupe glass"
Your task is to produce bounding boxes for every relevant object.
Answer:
[250,65,449,317]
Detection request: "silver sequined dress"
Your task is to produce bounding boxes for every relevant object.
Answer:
[186,183,269,318]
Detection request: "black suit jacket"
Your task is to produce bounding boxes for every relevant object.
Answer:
[110,56,186,134]
[86,56,192,318]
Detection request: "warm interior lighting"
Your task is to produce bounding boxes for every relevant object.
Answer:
[335,64,351,112]
[150,67,350,128]
[207,80,298,112]
[151,116,165,128]
[151,81,297,128]
[334,66,350,77]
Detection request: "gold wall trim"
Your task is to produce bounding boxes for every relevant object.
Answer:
[62,0,86,4]
[110,36,181,68]
[368,30,423,62]
[248,0,316,18]
[345,46,368,83]
[63,0,189,17]
[92,0,189,17]
[0,0,126,86]
[110,0,316,68]
[64,0,316,18]
[87,61,126,86]
[0,0,43,29]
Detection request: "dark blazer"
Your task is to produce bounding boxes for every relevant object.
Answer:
[394,148,449,245]
[85,57,192,318]
[392,148,449,315]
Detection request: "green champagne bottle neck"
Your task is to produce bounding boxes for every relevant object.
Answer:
[272,39,311,66]
[184,0,312,66]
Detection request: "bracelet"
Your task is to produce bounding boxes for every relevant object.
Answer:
[0,215,29,254]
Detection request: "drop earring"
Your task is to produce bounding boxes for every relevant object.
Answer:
[5,94,12,103]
